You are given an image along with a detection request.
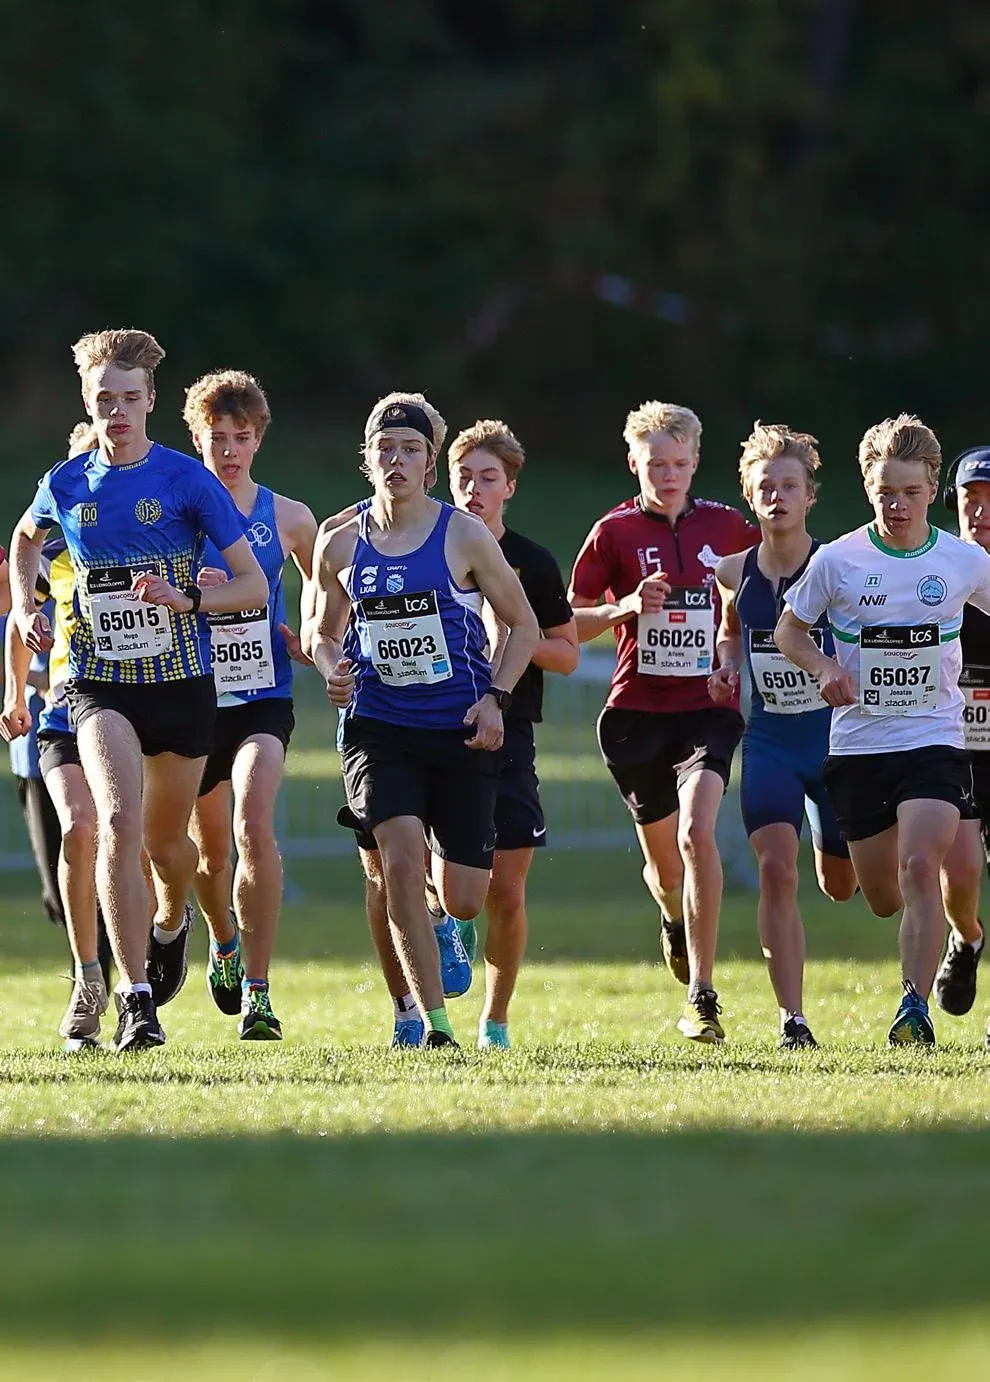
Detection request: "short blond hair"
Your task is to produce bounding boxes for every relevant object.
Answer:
[72,329,165,393]
[448,419,525,482]
[739,421,821,499]
[364,391,447,453]
[623,401,702,455]
[183,369,271,442]
[859,414,941,487]
[67,421,98,457]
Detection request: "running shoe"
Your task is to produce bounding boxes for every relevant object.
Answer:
[456,918,479,964]
[238,985,283,1041]
[660,916,690,986]
[478,1019,510,1051]
[887,981,935,1046]
[147,903,194,1007]
[207,928,244,1017]
[112,991,166,1053]
[780,1017,818,1050]
[934,929,983,1016]
[434,913,472,998]
[390,1015,425,1049]
[424,1029,459,1049]
[676,988,725,1044]
[58,973,109,1049]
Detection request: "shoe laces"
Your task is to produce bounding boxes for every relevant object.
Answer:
[70,980,106,1017]
[212,948,241,989]
[246,986,274,1016]
[693,989,721,1021]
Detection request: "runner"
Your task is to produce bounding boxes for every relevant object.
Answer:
[9,329,267,1053]
[569,401,757,1044]
[183,369,317,1041]
[309,393,539,1049]
[447,419,578,1049]
[709,422,856,1049]
[776,414,990,1045]
[930,448,990,1027]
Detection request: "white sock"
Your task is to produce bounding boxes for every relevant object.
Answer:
[152,922,184,945]
[117,982,152,997]
[392,993,418,1019]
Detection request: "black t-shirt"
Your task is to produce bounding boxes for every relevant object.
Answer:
[962,605,990,779]
[499,526,572,723]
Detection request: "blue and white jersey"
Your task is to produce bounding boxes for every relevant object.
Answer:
[735,541,834,747]
[30,444,245,685]
[201,485,292,707]
[341,502,490,729]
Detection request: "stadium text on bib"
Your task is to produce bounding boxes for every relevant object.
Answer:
[638,586,713,677]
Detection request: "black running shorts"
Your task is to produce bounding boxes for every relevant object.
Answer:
[823,745,975,843]
[494,718,546,851]
[199,697,295,797]
[66,676,217,760]
[37,729,81,776]
[596,706,744,826]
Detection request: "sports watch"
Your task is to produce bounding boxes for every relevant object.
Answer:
[483,686,512,713]
[182,583,203,614]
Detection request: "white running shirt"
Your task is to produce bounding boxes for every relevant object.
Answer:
[785,523,990,754]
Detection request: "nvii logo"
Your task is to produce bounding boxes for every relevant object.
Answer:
[859,593,887,606]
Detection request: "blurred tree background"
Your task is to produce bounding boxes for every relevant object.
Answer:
[1,0,988,551]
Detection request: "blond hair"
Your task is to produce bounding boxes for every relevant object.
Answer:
[623,400,702,455]
[859,414,941,487]
[364,391,447,453]
[448,419,525,482]
[67,421,99,456]
[183,369,272,442]
[739,421,821,499]
[72,329,165,392]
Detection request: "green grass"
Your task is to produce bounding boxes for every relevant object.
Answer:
[1,845,990,1378]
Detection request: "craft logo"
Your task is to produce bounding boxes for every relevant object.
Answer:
[135,498,162,525]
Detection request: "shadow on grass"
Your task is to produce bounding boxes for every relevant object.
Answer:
[0,1128,987,1342]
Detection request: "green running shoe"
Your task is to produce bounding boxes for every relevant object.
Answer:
[456,918,478,964]
[238,985,282,1041]
[676,988,725,1044]
[207,933,243,1017]
[887,981,935,1046]
[478,1019,510,1051]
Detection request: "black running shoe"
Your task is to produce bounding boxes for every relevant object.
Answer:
[147,903,193,1007]
[207,919,243,1017]
[238,986,283,1041]
[934,929,983,1016]
[424,1030,459,1049]
[780,1017,818,1050]
[112,991,166,1053]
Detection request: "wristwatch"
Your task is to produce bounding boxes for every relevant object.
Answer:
[182,583,203,615]
[483,686,512,713]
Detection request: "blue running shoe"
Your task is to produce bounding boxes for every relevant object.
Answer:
[391,1015,425,1049]
[456,918,478,963]
[887,980,935,1046]
[434,913,472,998]
[478,1019,510,1051]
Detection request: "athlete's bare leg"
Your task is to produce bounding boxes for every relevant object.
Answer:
[142,752,206,933]
[78,711,150,984]
[228,735,285,981]
[846,826,902,919]
[43,764,99,969]
[676,768,728,990]
[359,846,408,1000]
[895,799,961,998]
[373,816,445,1015]
[430,855,489,924]
[940,817,984,945]
[481,846,533,1026]
[749,821,804,1018]
[634,813,683,922]
[190,783,237,947]
[813,847,857,903]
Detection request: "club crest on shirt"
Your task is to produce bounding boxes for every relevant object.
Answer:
[386,572,405,594]
[917,574,947,607]
[360,566,377,591]
[134,498,162,525]
[248,521,274,547]
[697,544,722,569]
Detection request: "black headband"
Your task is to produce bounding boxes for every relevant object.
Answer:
[365,403,434,449]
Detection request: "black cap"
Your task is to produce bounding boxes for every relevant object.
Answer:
[955,448,990,488]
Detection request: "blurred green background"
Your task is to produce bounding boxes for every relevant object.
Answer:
[2,0,988,557]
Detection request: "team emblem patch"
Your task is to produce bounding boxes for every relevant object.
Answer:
[386,572,405,594]
[134,498,162,525]
[697,544,722,569]
[248,521,273,546]
[360,566,377,590]
[917,574,947,607]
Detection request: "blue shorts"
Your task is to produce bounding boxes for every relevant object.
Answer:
[740,730,847,858]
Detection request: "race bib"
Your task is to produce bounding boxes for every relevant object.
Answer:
[859,624,939,716]
[638,586,713,677]
[749,628,824,714]
[86,566,172,661]
[361,590,452,686]
[209,609,275,693]
[960,665,990,751]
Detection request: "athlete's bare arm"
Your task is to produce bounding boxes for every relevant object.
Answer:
[709,552,746,705]
[10,511,52,653]
[0,555,10,619]
[274,494,319,663]
[310,523,359,704]
[300,503,365,655]
[0,616,33,740]
[569,573,671,644]
[774,608,855,707]
[133,534,266,616]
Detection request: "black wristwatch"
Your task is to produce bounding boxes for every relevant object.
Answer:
[182,583,203,615]
[483,686,512,713]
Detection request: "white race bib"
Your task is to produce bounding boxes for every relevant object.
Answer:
[749,628,824,714]
[859,624,939,716]
[960,665,990,751]
[638,586,713,677]
[362,590,452,686]
[87,566,172,661]
[209,609,275,693]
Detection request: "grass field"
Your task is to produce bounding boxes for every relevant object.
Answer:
[2,839,990,1380]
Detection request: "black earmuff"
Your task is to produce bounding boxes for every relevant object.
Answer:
[943,447,990,512]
